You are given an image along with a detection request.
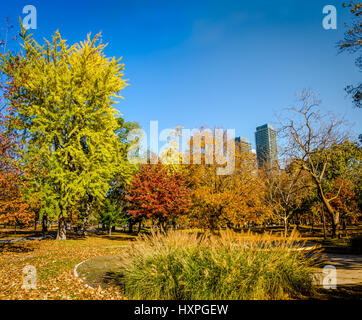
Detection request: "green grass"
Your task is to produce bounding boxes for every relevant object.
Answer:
[116,230,318,300]
[77,255,126,289]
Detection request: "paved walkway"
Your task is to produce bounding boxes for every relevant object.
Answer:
[314,253,362,287]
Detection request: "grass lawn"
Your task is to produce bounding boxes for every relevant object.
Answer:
[76,255,125,289]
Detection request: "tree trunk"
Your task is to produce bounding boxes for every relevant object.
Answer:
[296,218,300,231]
[56,212,66,240]
[283,216,288,237]
[321,205,327,239]
[82,214,89,237]
[342,219,347,237]
[42,214,48,235]
[108,224,112,236]
[128,220,133,233]
[81,199,92,237]
[342,219,346,230]
[34,212,38,231]
[331,212,340,239]
[317,185,339,238]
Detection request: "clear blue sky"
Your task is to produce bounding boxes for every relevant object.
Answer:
[1,0,361,149]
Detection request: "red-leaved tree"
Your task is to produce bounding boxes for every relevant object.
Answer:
[126,164,191,230]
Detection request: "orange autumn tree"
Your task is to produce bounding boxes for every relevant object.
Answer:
[0,41,34,227]
[184,130,271,231]
[0,90,34,227]
[126,163,191,230]
[328,178,360,225]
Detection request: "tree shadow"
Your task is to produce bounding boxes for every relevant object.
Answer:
[65,233,88,240]
[312,284,362,300]
[0,230,40,239]
[103,271,125,289]
[0,243,35,253]
[88,232,137,242]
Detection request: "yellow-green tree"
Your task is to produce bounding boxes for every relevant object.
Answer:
[1,25,130,239]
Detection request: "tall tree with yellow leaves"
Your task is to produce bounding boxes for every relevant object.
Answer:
[1,24,131,239]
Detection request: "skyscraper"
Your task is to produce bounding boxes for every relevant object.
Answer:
[235,136,252,154]
[255,124,278,168]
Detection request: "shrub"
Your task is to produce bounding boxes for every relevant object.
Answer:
[117,230,318,300]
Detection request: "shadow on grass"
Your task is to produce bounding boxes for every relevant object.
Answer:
[0,230,41,239]
[103,271,125,288]
[88,232,137,242]
[77,255,126,290]
[0,243,35,253]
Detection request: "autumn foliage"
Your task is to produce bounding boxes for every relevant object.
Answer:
[126,164,191,228]
[0,61,34,226]
[0,24,360,240]
[183,134,272,230]
[0,131,33,225]
[328,178,359,224]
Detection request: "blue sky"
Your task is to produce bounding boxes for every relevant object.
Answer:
[1,0,361,149]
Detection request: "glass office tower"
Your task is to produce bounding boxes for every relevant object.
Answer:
[255,124,278,168]
[235,136,252,154]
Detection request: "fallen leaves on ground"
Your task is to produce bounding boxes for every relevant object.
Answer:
[0,234,134,300]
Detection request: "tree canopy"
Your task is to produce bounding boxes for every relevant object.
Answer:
[1,25,131,239]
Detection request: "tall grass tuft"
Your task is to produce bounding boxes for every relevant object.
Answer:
[118,230,319,300]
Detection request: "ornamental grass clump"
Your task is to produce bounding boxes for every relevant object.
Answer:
[118,230,319,300]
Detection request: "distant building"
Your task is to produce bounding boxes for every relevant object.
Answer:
[235,136,252,154]
[255,124,278,168]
